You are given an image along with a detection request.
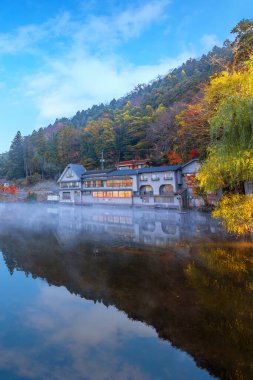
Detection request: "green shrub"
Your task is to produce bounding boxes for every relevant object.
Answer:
[26,192,37,202]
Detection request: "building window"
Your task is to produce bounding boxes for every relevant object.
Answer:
[69,182,80,188]
[119,191,131,198]
[62,192,71,200]
[93,190,132,198]
[82,191,91,196]
[106,179,133,187]
[60,182,80,188]
[151,174,160,181]
[164,173,173,180]
[140,175,148,181]
[84,180,104,188]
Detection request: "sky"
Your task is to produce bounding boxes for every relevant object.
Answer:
[0,0,252,153]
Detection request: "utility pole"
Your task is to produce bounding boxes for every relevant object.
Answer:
[100,151,105,170]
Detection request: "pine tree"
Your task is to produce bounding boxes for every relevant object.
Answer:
[7,131,25,179]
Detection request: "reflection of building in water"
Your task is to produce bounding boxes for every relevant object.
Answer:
[137,212,181,247]
[53,207,182,248]
[0,202,222,251]
[51,206,221,249]
[0,203,222,249]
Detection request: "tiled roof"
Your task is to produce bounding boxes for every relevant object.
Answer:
[82,169,115,177]
[61,163,185,182]
[138,165,181,173]
[181,159,199,168]
[68,164,86,177]
[108,169,138,176]
[108,165,180,177]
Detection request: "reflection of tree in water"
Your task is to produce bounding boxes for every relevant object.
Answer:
[0,225,252,380]
[186,245,253,380]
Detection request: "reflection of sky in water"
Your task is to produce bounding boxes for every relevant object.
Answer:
[0,255,215,380]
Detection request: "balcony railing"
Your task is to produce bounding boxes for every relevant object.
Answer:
[84,184,104,188]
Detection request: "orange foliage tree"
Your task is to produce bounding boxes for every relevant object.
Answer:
[0,185,17,194]
[176,89,212,159]
[167,151,182,165]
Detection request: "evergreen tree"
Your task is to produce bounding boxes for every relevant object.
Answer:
[7,131,25,179]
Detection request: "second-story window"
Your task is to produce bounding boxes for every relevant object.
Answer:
[140,175,148,181]
[60,182,79,188]
[151,174,160,181]
[84,180,103,188]
[69,182,80,188]
[164,172,173,180]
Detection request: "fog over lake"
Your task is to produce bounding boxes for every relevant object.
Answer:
[0,203,251,380]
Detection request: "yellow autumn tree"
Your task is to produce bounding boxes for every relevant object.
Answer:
[213,194,253,235]
[198,56,253,235]
[204,57,253,109]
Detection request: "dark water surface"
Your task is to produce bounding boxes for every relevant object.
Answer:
[0,203,252,380]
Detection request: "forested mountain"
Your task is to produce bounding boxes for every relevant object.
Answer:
[1,19,251,181]
[60,44,232,129]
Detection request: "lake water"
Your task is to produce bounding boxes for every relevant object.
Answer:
[0,203,252,380]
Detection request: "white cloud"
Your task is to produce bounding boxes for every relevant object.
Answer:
[22,50,192,124]
[0,2,170,55]
[0,20,56,55]
[201,34,221,51]
[0,0,194,128]
[0,284,155,380]
[115,0,170,39]
[0,276,208,380]
[27,285,156,344]
[68,0,171,53]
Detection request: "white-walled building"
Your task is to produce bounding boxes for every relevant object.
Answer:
[58,164,86,204]
[58,160,201,209]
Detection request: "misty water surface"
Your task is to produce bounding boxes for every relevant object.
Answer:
[0,203,252,380]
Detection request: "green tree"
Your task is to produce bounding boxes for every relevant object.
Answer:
[36,128,47,179]
[56,126,81,170]
[82,118,116,167]
[231,19,253,67]
[0,153,8,177]
[7,131,25,179]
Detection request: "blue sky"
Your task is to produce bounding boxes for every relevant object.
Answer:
[0,0,252,152]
